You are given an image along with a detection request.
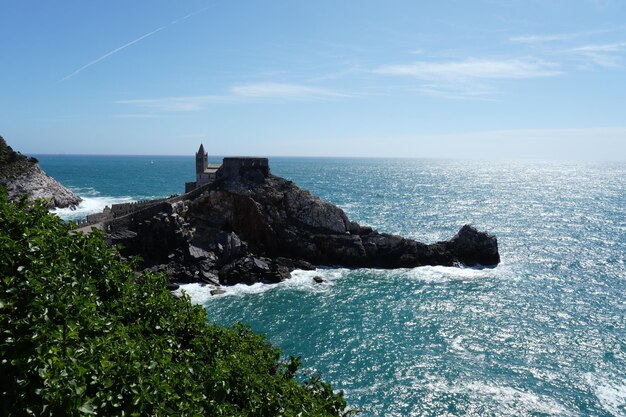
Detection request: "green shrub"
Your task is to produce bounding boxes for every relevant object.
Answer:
[0,189,351,416]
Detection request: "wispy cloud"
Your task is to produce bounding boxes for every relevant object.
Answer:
[569,41,626,67]
[509,27,626,68]
[511,33,582,43]
[374,57,560,100]
[113,113,165,119]
[231,83,352,99]
[412,83,496,101]
[375,58,561,80]
[572,41,626,53]
[117,83,352,112]
[509,27,624,44]
[117,95,230,112]
[60,6,212,82]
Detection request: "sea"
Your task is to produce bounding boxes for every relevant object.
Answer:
[40,155,625,417]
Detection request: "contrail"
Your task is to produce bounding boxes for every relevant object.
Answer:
[59,5,212,82]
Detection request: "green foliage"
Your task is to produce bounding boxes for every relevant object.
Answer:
[0,189,351,416]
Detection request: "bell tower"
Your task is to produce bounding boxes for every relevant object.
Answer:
[195,143,208,180]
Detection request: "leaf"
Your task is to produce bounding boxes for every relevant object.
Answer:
[78,400,96,414]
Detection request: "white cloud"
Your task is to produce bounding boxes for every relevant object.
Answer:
[569,41,626,68]
[411,83,496,100]
[113,114,164,119]
[511,30,602,44]
[117,95,231,112]
[509,27,625,44]
[510,33,582,43]
[231,83,352,100]
[373,58,560,99]
[509,28,626,68]
[117,83,351,112]
[375,58,561,80]
[572,42,626,53]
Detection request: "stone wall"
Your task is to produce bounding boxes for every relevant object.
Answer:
[105,201,174,231]
[218,157,269,180]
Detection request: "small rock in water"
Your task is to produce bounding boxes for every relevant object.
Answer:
[166,283,180,291]
[313,276,325,284]
[210,288,226,296]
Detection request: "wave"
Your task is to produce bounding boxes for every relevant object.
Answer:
[51,194,135,221]
[179,263,503,305]
[586,373,626,417]
[459,381,573,416]
[422,378,574,416]
[178,268,346,304]
[404,264,502,283]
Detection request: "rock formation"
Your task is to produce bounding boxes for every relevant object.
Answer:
[0,136,81,209]
[103,159,500,286]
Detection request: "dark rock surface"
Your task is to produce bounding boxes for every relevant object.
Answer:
[102,160,500,286]
[0,136,81,209]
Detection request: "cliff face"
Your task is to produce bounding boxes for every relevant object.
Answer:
[107,161,500,286]
[0,136,81,209]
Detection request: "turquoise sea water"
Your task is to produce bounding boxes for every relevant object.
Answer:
[40,155,626,416]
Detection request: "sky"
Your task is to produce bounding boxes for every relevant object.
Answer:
[1,0,626,160]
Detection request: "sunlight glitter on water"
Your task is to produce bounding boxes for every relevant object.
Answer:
[38,156,626,416]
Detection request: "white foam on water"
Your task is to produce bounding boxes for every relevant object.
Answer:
[405,264,500,283]
[177,282,272,305]
[450,335,466,352]
[180,268,348,304]
[461,381,574,416]
[180,263,504,305]
[51,194,135,221]
[424,378,574,416]
[586,373,626,417]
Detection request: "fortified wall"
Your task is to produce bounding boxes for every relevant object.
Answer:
[186,148,269,192]
[218,157,270,180]
[75,198,168,226]
[75,146,270,231]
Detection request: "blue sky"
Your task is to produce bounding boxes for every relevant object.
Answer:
[1,0,625,159]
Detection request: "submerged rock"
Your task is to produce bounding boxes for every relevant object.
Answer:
[100,158,500,285]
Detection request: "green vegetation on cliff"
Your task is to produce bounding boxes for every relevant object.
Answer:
[0,136,38,178]
[0,190,350,416]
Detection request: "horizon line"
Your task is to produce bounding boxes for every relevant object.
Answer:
[29,153,626,163]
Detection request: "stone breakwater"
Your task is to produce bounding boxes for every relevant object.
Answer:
[97,159,500,286]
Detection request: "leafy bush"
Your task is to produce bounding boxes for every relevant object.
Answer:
[0,190,351,416]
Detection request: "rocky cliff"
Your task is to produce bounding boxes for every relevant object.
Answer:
[105,160,500,286]
[0,136,81,209]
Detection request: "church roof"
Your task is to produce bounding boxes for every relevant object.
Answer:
[198,143,205,154]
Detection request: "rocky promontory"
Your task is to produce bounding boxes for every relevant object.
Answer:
[101,159,500,286]
[0,136,81,209]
